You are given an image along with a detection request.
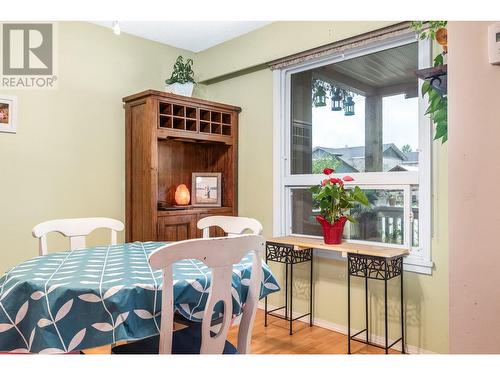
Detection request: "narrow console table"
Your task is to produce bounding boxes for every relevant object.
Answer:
[264,236,409,354]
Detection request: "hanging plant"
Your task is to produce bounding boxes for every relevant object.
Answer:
[422,80,447,143]
[411,21,448,144]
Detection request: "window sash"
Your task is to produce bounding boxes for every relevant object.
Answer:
[273,31,433,274]
[285,184,414,250]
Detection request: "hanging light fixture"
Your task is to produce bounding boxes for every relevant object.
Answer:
[312,80,356,116]
[313,85,327,107]
[343,94,355,116]
[331,88,343,111]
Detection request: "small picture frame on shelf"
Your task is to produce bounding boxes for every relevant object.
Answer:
[0,96,17,134]
[191,172,221,207]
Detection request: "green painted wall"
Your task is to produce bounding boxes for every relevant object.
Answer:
[0,22,193,272]
[197,21,395,81]
[198,22,449,353]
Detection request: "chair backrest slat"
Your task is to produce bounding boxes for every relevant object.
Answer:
[149,234,265,354]
[32,217,124,255]
[197,216,263,238]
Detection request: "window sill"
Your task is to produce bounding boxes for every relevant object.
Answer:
[312,247,433,275]
[403,255,434,275]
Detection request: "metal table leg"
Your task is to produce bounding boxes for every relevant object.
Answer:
[264,242,313,335]
[365,274,369,344]
[347,254,405,354]
[384,272,388,354]
[285,262,288,320]
[401,269,405,354]
[310,251,313,327]
[347,255,351,354]
[289,262,293,335]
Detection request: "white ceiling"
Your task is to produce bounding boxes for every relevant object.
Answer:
[92,21,271,52]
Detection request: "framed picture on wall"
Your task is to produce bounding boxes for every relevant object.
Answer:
[191,172,222,207]
[0,96,17,134]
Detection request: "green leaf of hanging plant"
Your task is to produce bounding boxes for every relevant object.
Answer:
[425,104,435,116]
[430,93,442,109]
[432,109,447,123]
[441,132,448,143]
[434,122,448,141]
[433,54,444,67]
[422,81,431,97]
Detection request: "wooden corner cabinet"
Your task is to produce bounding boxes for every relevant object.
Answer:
[123,90,241,242]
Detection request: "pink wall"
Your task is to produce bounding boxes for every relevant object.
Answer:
[449,21,500,353]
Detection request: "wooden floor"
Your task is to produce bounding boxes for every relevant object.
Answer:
[226,309,399,354]
[85,309,399,354]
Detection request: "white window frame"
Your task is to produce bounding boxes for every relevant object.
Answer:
[272,32,433,274]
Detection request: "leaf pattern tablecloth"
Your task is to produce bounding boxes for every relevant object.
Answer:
[0,241,280,353]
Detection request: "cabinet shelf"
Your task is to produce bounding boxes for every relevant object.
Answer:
[157,128,233,145]
[157,205,234,214]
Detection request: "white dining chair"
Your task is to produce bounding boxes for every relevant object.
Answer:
[197,215,263,238]
[32,217,125,256]
[112,234,264,354]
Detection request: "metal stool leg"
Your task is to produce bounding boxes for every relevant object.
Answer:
[285,262,289,320]
[365,275,369,344]
[289,263,293,335]
[401,268,405,354]
[384,267,388,354]
[347,256,351,354]
[310,253,313,327]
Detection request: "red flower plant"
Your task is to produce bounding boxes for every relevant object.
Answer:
[310,169,370,225]
[329,177,344,187]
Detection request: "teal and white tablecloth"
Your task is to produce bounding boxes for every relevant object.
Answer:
[0,242,280,353]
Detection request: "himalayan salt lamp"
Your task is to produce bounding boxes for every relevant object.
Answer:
[174,184,190,205]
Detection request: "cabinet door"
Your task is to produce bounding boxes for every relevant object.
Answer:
[157,215,197,242]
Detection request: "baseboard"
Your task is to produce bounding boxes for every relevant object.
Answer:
[258,302,436,354]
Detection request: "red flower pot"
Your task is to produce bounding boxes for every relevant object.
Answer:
[316,216,348,244]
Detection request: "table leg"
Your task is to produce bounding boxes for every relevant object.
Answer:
[365,274,369,344]
[347,256,351,354]
[310,252,313,327]
[285,262,289,321]
[384,261,388,354]
[265,246,268,327]
[289,262,293,335]
[264,296,268,327]
[401,266,405,354]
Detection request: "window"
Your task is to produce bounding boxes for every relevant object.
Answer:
[273,33,432,274]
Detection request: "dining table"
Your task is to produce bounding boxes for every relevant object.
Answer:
[0,241,280,353]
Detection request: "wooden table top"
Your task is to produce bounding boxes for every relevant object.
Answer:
[267,236,409,259]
